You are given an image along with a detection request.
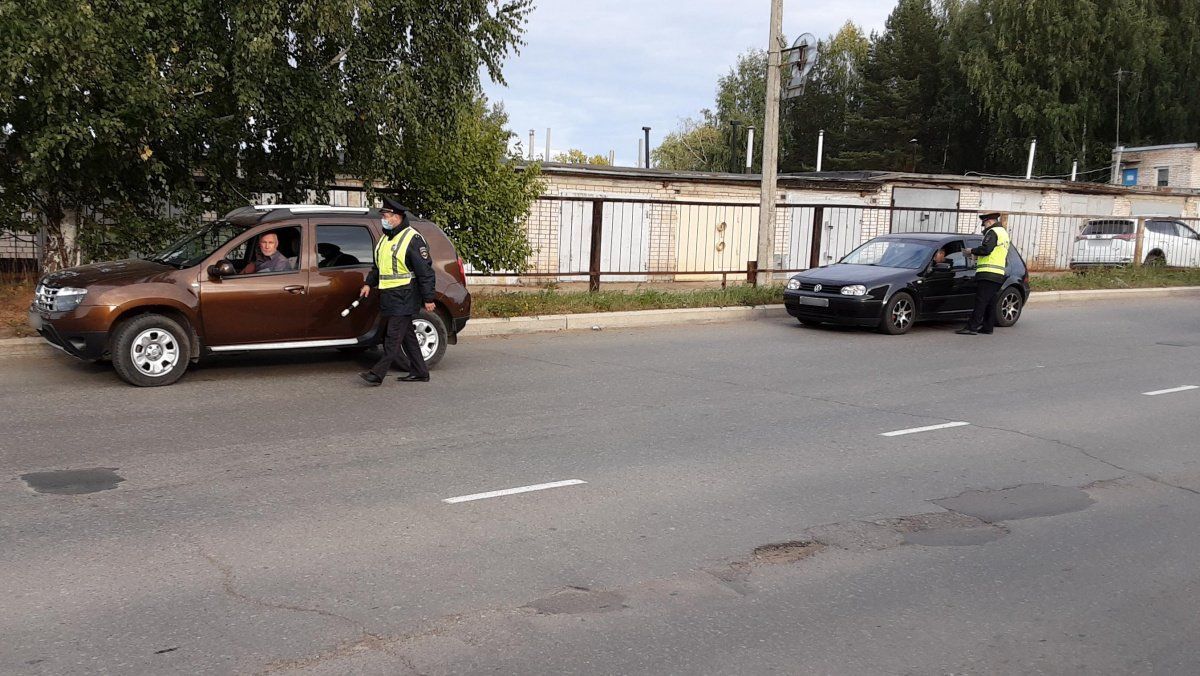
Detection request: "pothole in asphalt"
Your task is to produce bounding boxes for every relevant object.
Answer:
[902,527,1007,547]
[878,512,1009,548]
[524,586,626,615]
[19,468,125,495]
[752,540,826,564]
[933,483,1095,522]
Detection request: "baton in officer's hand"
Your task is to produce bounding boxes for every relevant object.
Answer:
[340,299,361,317]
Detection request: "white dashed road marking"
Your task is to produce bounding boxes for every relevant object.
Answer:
[881,421,971,437]
[1142,385,1199,396]
[443,479,587,504]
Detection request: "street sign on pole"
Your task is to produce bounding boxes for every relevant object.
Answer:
[782,33,817,99]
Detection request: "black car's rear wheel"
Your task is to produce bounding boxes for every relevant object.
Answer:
[878,292,915,335]
[995,287,1024,327]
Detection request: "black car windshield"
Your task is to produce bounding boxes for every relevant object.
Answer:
[148,221,248,268]
[840,239,937,269]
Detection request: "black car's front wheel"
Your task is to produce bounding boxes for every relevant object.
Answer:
[878,292,916,335]
[995,287,1024,327]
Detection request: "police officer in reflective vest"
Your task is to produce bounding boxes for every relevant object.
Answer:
[958,212,1010,335]
[359,198,437,385]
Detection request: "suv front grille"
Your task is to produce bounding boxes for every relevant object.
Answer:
[34,284,60,312]
[799,282,842,294]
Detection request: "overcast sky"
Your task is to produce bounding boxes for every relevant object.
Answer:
[481,0,896,166]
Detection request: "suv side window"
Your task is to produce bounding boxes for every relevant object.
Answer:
[317,225,374,269]
[1146,221,1175,236]
[1172,222,1199,240]
[228,226,304,275]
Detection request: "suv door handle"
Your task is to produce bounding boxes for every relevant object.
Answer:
[284,285,306,294]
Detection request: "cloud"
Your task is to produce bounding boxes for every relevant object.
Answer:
[484,0,896,165]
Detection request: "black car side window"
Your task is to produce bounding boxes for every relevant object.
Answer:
[940,240,969,269]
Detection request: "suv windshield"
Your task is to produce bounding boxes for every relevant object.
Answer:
[149,221,248,268]
[841,239,937,269]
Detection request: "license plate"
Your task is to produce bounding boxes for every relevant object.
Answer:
[797,297,829,307]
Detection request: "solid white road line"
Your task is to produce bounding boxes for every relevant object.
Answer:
[881,421,971,437]
[1143,385,1199,396]
[443,479,587,504]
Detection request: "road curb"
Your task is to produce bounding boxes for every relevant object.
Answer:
[0,337,53,358]
[4,286,1198,356]
[461,305,790,338]
[1025,285,1200,304]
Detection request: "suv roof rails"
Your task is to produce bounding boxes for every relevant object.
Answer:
[253,204,371,214]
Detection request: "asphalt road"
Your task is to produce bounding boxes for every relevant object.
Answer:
[2,297,1200,675]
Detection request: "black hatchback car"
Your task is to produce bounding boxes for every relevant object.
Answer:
[784,233,1030,334]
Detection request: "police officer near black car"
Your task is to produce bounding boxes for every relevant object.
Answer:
[957,211,1011,336]
[359,198,437,385]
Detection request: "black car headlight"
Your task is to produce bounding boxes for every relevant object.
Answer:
[786,278,801,290]
[840,284,867,296]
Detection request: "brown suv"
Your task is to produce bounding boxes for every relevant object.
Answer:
[28,205,471,386]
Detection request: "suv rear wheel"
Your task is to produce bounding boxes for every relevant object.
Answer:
[111,313,191,387]
[402,309,448,368]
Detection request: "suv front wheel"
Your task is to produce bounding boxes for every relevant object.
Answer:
[111,313,191,387]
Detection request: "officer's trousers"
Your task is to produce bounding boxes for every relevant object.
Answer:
[967,278,1002,332]
[369,315,429,379]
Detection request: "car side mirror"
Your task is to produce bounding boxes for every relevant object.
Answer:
[208,260,236,278]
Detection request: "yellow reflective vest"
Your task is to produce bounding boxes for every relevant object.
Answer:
[976,226,1010,276]
[374,227,418,290]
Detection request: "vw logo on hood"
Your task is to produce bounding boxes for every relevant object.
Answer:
[814,284,822,293]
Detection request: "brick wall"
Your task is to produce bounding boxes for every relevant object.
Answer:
[1120,147,1200,189]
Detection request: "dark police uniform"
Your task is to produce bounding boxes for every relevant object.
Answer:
[958,212,1010,335]
[361,200,436,383]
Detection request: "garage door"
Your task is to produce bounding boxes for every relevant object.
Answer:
[1129,199,1184,217]
[891,187,960,233]
[559,200,651,282]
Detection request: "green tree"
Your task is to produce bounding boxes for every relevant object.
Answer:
[781,21,870,172]
[960,0,1166,175]
[652,118,728,172]
[395,97,542,273]
[655,49,772,173]
[0,0,535,271]
[552,148,612,165]
[835,0,946,171]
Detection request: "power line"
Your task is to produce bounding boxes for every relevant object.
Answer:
[965,164,1116,181]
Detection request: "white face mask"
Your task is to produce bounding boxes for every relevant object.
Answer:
[381,217,392,229]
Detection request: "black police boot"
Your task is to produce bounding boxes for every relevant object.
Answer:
[397,374,430,382]
[955,327,978,335]
[359,371,383,385]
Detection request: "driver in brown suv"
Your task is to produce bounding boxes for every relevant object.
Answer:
[242,232,291,274]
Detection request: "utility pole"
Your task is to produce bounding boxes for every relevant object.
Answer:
[642,126,652,169]
[755,0,784,286]
[1113,69,1131,183]
[816,129,825,172]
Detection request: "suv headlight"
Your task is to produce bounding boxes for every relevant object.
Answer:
[786,278,801,290]
[840,285,867,296]
[54,287,88,312]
